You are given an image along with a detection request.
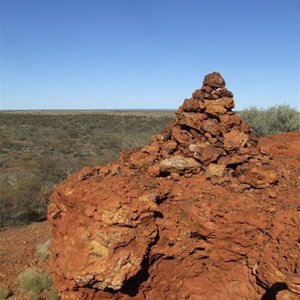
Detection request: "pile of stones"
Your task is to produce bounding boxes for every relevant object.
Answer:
[125,72,279,190]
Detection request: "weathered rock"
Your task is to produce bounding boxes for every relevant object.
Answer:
[177,112,207,130]
[191,89,204,100]
[159,155,200,173]
[201,85,213,94]
[203,72,226,88]
[218,153,249,166]
[141,142,160,155]
[277,290,300,300]
[205,102,227,116]
[206,163,226,178]
[171,126,191,144]
[49,171,160,295]
[48,72,292,300]
[195,144,223,165]
[213,87,234,98]
[220,113,242,131]
[128,151,156,168]
[241,121,250,133]
[160,140,177,155]
[223,130,249,151]
[236,162,280,188]
[181,98,202,112]
[255,209,300,294]
[201,119,221,136]
[206,97,235,110]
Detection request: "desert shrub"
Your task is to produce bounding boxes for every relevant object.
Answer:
[0,174,51,227]
[19,268,52,295]
[35,240,50,261]
[265,105,300,133]
[239,106,268,136]
[0,288,10,299]
[240,104,300,136]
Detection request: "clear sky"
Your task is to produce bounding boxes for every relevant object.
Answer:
[0,0,299,110]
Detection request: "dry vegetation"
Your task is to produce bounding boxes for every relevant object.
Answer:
[0,111,174,228]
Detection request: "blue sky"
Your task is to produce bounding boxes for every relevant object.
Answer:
[0,0,299,110]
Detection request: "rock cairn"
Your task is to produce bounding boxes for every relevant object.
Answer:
[48,73,294,300]
[126,72,278,190]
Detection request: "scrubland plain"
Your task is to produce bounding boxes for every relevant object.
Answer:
[0,111,174,228]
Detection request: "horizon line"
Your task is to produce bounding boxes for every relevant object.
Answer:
[0,108,178,111]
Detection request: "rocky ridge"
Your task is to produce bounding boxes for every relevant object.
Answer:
[48,73,300,300]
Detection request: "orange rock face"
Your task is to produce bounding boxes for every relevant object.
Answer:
[48,73,300,299]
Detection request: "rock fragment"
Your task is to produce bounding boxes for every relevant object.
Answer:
[159,156,200,173]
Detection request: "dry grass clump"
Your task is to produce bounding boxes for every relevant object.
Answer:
[0,288,10,299]
[35,240,50,261]
[18,268,60,299]
[19,268,52,295]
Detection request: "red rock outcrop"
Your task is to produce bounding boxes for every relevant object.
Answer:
[48,73,300,299]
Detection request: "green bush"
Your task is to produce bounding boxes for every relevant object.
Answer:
[240,104,300,136]
[19,268,52,295]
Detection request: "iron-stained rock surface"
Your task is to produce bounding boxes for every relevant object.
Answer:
[48,73,300,300]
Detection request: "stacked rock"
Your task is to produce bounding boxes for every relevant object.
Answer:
[126,72,279,190]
